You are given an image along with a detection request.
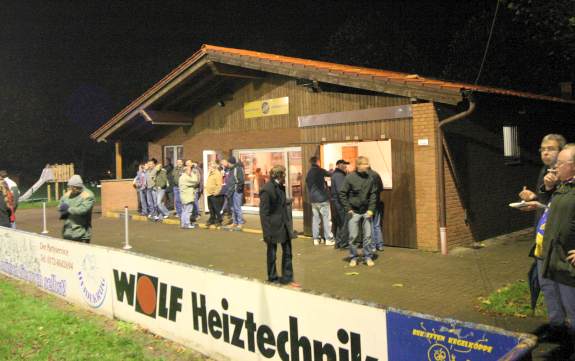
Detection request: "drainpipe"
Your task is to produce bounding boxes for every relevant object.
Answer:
[437,91,476,255]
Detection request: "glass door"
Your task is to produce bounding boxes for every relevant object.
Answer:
[163,145,183,167]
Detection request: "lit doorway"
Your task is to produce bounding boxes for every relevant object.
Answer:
[233,147,303,217]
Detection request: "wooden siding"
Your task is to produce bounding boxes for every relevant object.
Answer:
[301,117,416,248]
[151,75,415,248]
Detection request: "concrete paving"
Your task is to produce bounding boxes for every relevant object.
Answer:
[13,206,568,359]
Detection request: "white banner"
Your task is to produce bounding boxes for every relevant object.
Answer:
[0,227,114,317]
[109,251,388,361]
[0,228,533,361]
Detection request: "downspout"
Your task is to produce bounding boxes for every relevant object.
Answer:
[437,91,476,255]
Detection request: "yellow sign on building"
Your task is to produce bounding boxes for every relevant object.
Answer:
[244,97,289,119]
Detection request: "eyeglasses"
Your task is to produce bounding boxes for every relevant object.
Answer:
[539,147,559,152]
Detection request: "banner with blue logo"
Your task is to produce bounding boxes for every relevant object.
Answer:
[386,309,521,361]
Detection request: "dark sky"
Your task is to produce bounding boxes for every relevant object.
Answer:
[1,0,491,130]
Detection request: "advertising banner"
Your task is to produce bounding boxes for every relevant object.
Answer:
[244,97,289,119]
[0,227,114,317]
[386,308,528,361]
[108,250,388,361]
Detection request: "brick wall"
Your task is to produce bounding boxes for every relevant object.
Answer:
[411,103,440,251]
[101,179,138,214]
[444,159,474,248]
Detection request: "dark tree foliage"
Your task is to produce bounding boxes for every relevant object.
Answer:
[443,0,574,93]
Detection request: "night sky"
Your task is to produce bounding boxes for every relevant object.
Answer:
[2,0,489,131]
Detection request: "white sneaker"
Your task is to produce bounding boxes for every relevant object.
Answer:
[349,259,357,267]
[325,239,336,246]
[313,239,320,246]
[163,215,169,219]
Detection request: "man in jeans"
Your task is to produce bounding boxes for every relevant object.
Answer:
[171,159,184,217]
[339,156,378,267]
[153,161,170,221]
[145,159,158,219]
[225,156,245,231]
[367,167,385,251]
[306,156,334,246]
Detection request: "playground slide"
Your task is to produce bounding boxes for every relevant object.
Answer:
[19,167,54,202]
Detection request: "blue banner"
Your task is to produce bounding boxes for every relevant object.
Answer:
[387,309,520,361]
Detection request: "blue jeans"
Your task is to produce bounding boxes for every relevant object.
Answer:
[180,202,194,227]
[371,208,383,249]
[145,188,157,217]
[173,187,182,216]
[231,192,244,225]
[538,260,575,330]
[138,189,148,215]
[192,191,201,219]
[348,212,373,260]
[311,201,332,240]
[155,188,170,217]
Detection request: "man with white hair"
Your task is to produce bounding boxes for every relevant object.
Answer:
[58,175,95,243]
[540,144,575,359]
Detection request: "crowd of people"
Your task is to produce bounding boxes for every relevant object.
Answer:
[132,156,245,230]
[517,133,575,359]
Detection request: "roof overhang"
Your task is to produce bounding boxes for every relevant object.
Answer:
[91,44,575,142]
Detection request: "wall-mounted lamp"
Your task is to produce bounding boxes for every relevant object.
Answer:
[217,100,225,107]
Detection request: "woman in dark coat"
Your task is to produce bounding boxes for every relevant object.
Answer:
[259,165,297,285]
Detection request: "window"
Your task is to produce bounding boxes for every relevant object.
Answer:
[503,126,521,164]
[163,145,183,167]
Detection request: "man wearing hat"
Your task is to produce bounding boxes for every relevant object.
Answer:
[331,159,349,248]
[58,175,95,243]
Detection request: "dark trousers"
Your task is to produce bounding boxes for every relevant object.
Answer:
[207,195,224,224]
[333,205,349,248]
[266,239,293,284]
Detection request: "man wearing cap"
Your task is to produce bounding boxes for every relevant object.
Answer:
[0,170,19,228]
[58,175,95,243]
[330,159,349,248]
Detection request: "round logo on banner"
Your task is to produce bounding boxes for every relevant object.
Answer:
[77,254,107,308]
[261,101,270,114]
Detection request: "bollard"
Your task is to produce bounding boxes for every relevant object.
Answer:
[41,202,49,234]
[123,206,132,250]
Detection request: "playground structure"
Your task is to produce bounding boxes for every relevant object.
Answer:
[19,163,74,202]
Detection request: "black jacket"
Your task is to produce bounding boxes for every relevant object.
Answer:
[227,164,245,195]
[542,181,575,287]
[305,164,330,203]
[0,195,11,227]
[259,180,295,244]
[339,171,377,214]
[367,168,384,211]
[330,168,347,207]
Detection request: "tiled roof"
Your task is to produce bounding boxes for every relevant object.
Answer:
[91,44,574,141]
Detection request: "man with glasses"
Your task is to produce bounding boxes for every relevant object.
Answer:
[518,134,566,343]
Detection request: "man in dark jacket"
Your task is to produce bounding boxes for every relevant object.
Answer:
[518,134,565,341]
[330,159,349,248]
[306,156,334,246]
[541,144,575,358]
[225,156,245,230]
[339,156,378,267]
[367,167,385,251]
[259,165,297,286]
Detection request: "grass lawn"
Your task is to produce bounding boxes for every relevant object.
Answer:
[478,279,547,318]
[0,276,206,361]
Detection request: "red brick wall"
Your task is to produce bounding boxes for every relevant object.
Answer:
[411,103,439,251]
[444,159,474,248]
[101,179,138,214]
